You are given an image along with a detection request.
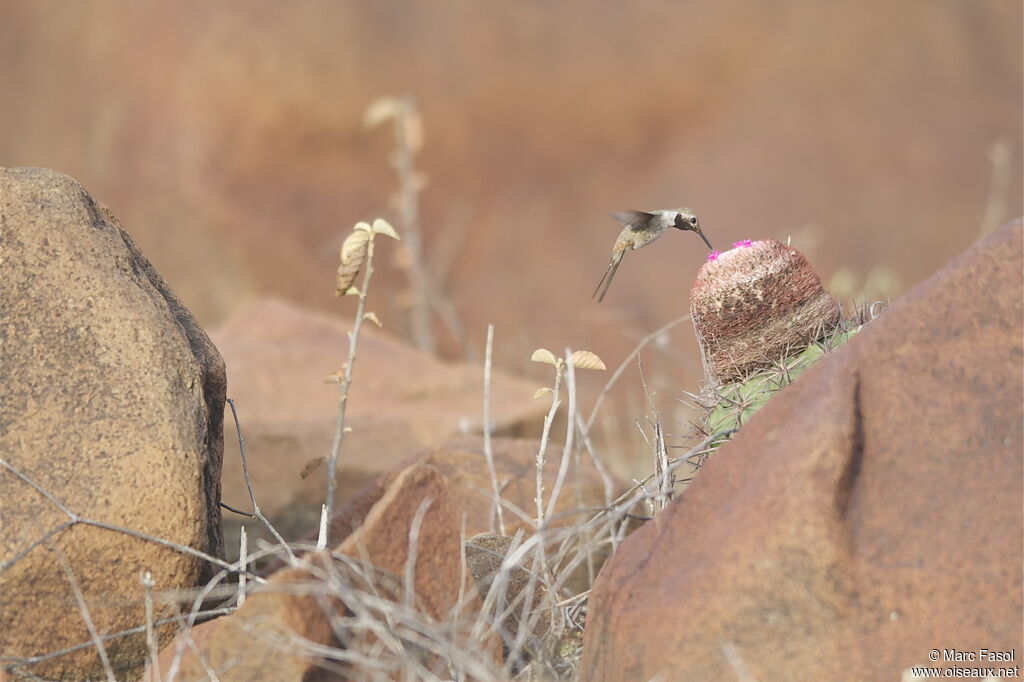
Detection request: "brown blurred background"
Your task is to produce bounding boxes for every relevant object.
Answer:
[2,1,1021,440]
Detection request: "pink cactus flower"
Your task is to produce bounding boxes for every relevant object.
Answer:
[732,239,753,248]
[707,250,721,261]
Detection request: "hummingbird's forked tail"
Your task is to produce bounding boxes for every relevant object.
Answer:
[593,251,625,302]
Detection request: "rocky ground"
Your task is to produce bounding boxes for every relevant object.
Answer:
[2,167,1021,681]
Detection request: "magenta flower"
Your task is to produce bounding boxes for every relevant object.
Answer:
[732,239,753,248]
[707,250,721,261]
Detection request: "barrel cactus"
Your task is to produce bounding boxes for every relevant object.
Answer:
[689,239,870,445]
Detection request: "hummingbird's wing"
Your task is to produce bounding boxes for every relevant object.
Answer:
[609,210,657,230]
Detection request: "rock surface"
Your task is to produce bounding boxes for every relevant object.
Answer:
[580,222,1024,680]
[326,436,612,551]
[155,464,502,682]
[212,298,547,547]
[0,167,226,679]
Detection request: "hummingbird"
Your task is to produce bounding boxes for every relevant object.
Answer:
[593,208,713,302]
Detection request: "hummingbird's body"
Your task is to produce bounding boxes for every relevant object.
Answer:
[593,208,713,302]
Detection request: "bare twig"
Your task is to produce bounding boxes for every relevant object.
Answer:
[980,136,1012,238]
[389,97,434,353]
[482,324,506,535]
[325,232,380,541]
[721,640,758,682]
[141,570,160,682]
[225,398,295,562]
[49,543,116,682]
[535,365,563,528]
[584,313,691,433]
[237,528,248,608]
[0,458,261,581]
[403,497,434,610]
[637,354,672,511]
[316,504,329,551]
[544,348,577,522]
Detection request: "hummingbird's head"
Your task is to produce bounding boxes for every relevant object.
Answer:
[673,208,714,250]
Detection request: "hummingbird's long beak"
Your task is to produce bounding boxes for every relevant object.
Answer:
[695,227,713,251]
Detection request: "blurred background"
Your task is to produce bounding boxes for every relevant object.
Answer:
[2,1,1021,455]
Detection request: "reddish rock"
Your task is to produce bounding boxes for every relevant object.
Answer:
[691,239,840,384]
[0,168,226,680]
[155,464,503,681]
[327,436,613,547]
[211,298,546,546]
[580,222,1023,680]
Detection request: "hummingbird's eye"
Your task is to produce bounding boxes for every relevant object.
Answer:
[690,216,698,225]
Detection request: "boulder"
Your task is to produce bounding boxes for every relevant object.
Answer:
[326,436,613,552]
[211,298,547,547]
[580,222,1024,680]
[0,167,226,680]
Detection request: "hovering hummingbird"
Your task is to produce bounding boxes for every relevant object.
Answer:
[593,208,713,302]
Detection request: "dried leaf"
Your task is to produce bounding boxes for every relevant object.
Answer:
[336,262,364,296]
[364,97,401,128]
[301,457,325,479]
[464,533,550,640]
[571,350,607,371]
[341,229,370,264]
[353,221,373,234]
[371,218,400,240]
[336,230,370,295]
[530,348,558,366]
[363,311,382,327]
[533,387,553,400]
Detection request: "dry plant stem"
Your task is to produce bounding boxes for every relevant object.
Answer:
[325,235,377,541]
[0,605,235,672]
[427,285,470,360]
[452,516,468,663]
[637,355,672,511]
[48,543,116,682]
[535,366,563,529]
[226,398,294,562]
[316,504,329,551]
[142,570,160,682]
[482,324,506,535]
[237,527,248,607]
[403,497,434,610]
[0,458,261,581]
[584,313,691,433]
[165,547,262,682]
[504,547,544,673]
[721,640,757,682]
[544,348,577,522]
[392,100,434,353]
[183,637,222,682]
[980,136,1012,237]
[574,413,615,506]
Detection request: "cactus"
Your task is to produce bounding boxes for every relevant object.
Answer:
[688,239,876,448]
[703,321,861,441]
